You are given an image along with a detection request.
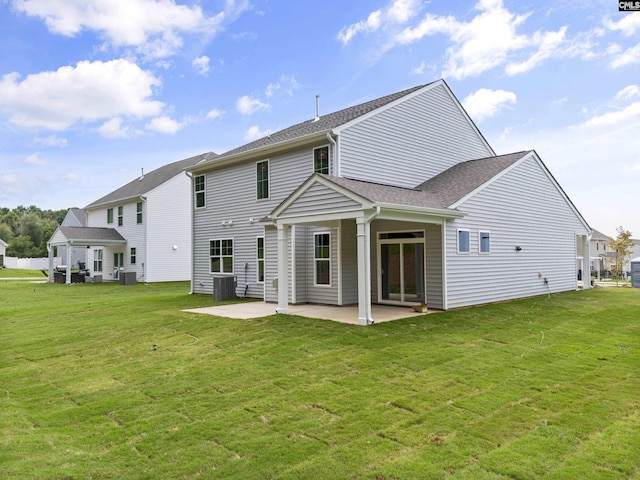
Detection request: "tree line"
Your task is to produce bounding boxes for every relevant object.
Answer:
[0,206,68,258]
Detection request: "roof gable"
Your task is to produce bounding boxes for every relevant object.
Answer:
[50,226,126,245]
[86,152,216,209]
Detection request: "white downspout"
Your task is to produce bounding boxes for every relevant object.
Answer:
[326,132,339,177]
[139,195,147,284]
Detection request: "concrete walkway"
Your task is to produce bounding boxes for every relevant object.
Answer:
[184,302,433,325]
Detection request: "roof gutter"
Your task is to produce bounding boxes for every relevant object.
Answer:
[188,130,333,174]
[375,203,467,219]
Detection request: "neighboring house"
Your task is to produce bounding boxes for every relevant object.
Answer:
[577,228,610,280]
[623,239,640,275]
[54,208,89,270]
[0,238,7,267]
[48,152,216,284]
[188,80,591,325]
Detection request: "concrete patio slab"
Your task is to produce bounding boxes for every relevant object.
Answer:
[184,302,433,325]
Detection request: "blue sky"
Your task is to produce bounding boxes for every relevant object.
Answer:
[0,0,639,238]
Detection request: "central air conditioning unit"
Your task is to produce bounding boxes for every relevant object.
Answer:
[213,276,237,301]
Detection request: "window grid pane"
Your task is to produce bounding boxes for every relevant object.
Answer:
[314,146,329,174]
[195,175,205,208]
[257,161,269,199]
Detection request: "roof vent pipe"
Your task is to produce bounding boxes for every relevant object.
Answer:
[314,94,320,122]
[139,168,144,181]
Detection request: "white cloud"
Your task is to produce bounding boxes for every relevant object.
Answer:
[192,55,210,75]
[25,153,48,166]
[236,95,270,115]
[604,14,640,36]
[265,75,301,98]
[0,59,163,130]
[615,85,640,101]
[462,88,516,122]
[33,134,68,147]
[338,0,421,45]
[10,0,250,59]
[505,27,568,75]
[610,43,640,68]
[206,108,225,120]
[145,115,185,134]
[98,117,138,138]
[579,102,640,128]
[244,125,269,141]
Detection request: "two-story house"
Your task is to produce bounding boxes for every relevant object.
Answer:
[48,152,216,284]
[188,80,591,324]
[577,228,610,281]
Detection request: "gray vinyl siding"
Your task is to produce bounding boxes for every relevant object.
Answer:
[193,147,323,297]
[340,219,358,305]
[445,156,589,309]
[425,223,443,309]
[280,182,361,217]
[339,83,493,188]
[293,226,308,303]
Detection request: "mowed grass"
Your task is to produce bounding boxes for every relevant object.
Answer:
[1,282,638,480]
[0,268,47,278]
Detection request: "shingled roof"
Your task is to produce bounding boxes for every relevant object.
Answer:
[196,83,432,165]
[86,151,217,209]
[315,151,530,212]
[56,226,126,243]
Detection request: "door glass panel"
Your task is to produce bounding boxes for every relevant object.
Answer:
[403,243,424,302]
[381,243,401,301]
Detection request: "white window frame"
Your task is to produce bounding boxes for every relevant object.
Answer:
[107,208,113,224]
[117,206,123,226]
[130,247,137,265]
[256,160,270,200]
[314,232,331,287]
[313,145,330,174]
[457,229,470,254]
[136,202,143,224]
[93,249,103,272]
[479,230,491,254]
[194,174,206,209]
[256,236,265,283]
[209,238,234,274]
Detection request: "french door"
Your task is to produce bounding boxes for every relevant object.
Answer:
[378,232,425,305]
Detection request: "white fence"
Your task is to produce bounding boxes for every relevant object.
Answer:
[4,257,62,270]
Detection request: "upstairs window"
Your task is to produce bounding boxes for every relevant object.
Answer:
[314,146,329,174]
[457,229,470,254]
[194,175,205,208]
[210,239,234,274]
[479,231,491,254]
[107,208,113,224]
[117,206,123,226]
[314,232,331,286]
[256,160,269,200]
[136,202,143,224]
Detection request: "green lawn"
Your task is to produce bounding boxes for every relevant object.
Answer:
[0,268,48,278]
[1,282,638,479]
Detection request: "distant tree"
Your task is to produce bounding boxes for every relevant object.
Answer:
[0,205,68,257]
[608,226,634,283]
[6,235,38,258]
[0,223,12,243]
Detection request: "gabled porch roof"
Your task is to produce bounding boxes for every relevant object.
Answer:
[49,226,126,247]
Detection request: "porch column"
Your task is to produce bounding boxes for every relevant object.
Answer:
[356,217,372,325]
[276,223,289,314]
[66,241,72,284]
[47,244,53,283]
[582,234,591,290]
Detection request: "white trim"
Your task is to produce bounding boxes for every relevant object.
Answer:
[479,230,491,254]
[313,231,332,287]
[376,230,426,306]
[290,226,296,304]
[312,144,331,174]
[209,237,235,275]
[194,174,206,209]
[256,236,265,284]
[256,159,270,201]
[337,222,342,305]
[441,221,448,311]
[457,228,470,254]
